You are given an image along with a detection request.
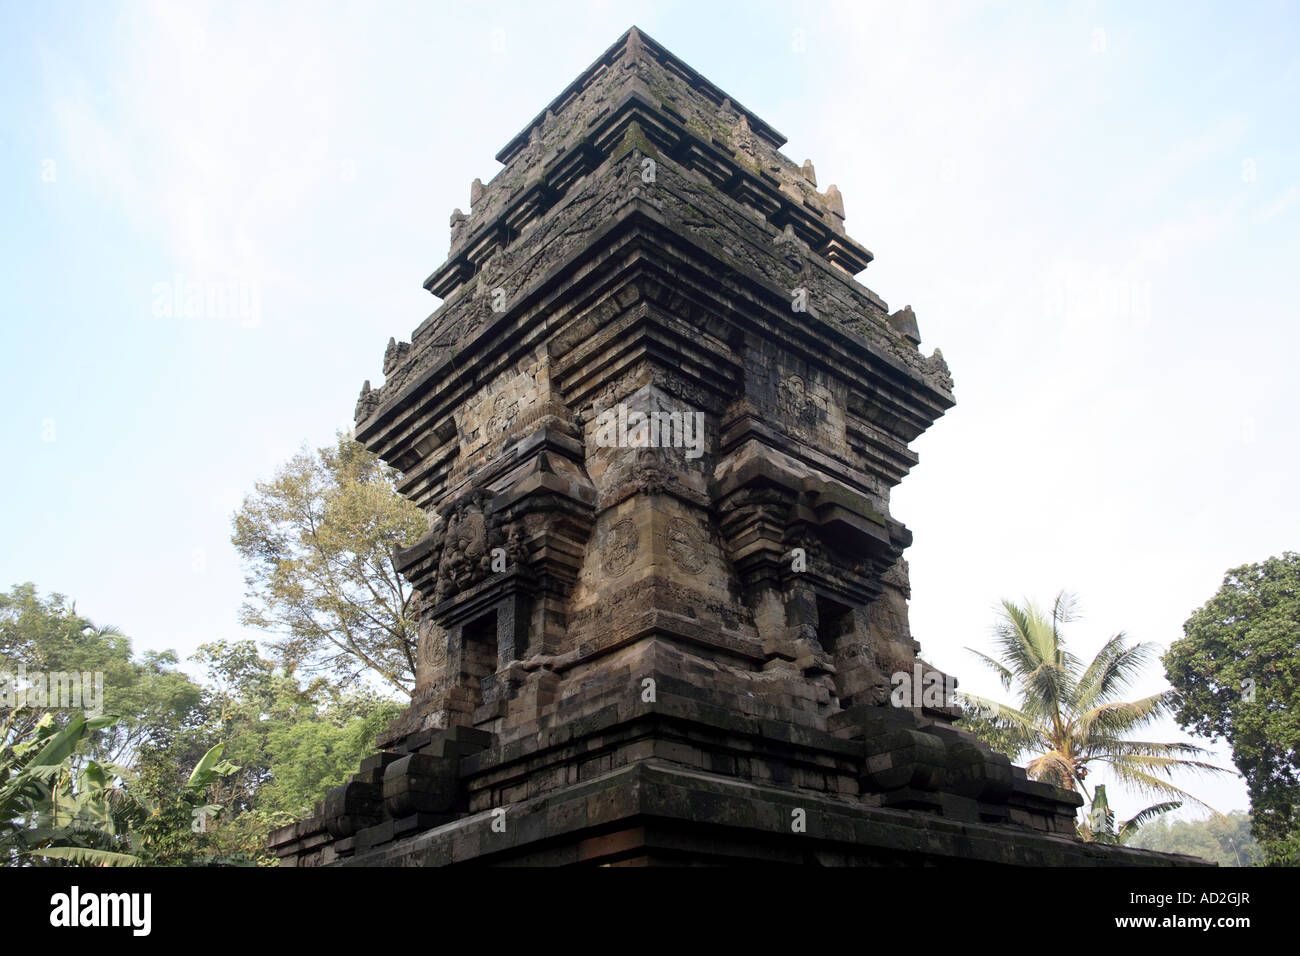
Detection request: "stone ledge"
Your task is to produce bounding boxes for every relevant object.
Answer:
[339,760,1211,867]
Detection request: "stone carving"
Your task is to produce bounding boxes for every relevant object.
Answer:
[486,394,517,437]
[602,517,638,577]
[777,373,808,413]
[354,380,379,422]
[881,558,911,598]
[888,306,922,347]
[926,347,953,391]
[666,515,705,574]
[772,222,808,269]
[410,491,532,605]
[383,337,411,376]
[435,497,489,601]
[449,207,468,246]
[420,624,447,671]
[822,183,845,219]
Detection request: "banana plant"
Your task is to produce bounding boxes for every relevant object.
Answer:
[186,742,240,790]
[1,710,142,866]
[1079,784,1182,844]
[4,709,244,866]
[183,742,241,835]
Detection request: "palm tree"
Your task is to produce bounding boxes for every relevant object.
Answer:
[959,591,1228,836]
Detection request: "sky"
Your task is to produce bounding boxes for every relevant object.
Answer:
[2,0,1297,823]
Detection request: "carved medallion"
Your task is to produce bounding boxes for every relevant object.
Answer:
[666,516,705,574]
[420,628,447,670]
[487,393,517,436]
[602,517,638,577]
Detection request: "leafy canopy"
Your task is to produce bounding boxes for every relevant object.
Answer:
[126,639,401,865]
[3,584,395,866]
[1,583,204,765]
[1128,810,1261,867]
[1164,552,1300,865]
[232,435,426,695]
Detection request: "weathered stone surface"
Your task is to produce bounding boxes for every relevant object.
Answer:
[268,27,1209,868]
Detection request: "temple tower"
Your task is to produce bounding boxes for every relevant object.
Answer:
[270,28,1202,866]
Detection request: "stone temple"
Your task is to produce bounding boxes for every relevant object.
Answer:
[270,27,1202,866]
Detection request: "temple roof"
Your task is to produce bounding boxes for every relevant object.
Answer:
[495,26,786,164]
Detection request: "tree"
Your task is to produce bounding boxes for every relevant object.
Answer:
[1164,553,1300,865]
[958,592,1229,834]
[2,584,214,866]
[3,583,400,866]
[125,738,247,867]
[232,435,426,695]
[128,640,401,865]
[1,583,205,768]
[1128,810,1262,866]
[1,711,143,866]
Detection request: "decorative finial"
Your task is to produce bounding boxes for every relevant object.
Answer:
[625,26,644,65]
[888,305,922,347]
[823,184,845,218]
[450,208,469,245]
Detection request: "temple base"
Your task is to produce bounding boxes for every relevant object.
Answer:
[269,687,1210,867]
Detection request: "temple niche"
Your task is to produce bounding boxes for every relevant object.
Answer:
[270,27,1204,866]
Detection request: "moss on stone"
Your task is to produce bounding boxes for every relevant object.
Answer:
[613,120,659,160]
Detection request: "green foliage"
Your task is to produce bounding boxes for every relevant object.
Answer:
[255,694,398,822]
[1128,810,1262,866]
[186,742,241,790]
[1,583,206,765]
[231,435,426,695]
[957,591,1229,824]
[127,640,400,865]
[126,753,243,867]
[4,584,400,867]
[1164,553,1300,865]
[2,585,214,867]
[125,738,252,867]
[1077,783,1181,845]
[1,711,143,866]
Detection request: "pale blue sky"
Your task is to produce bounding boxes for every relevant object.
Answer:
[3,0,1297,821]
